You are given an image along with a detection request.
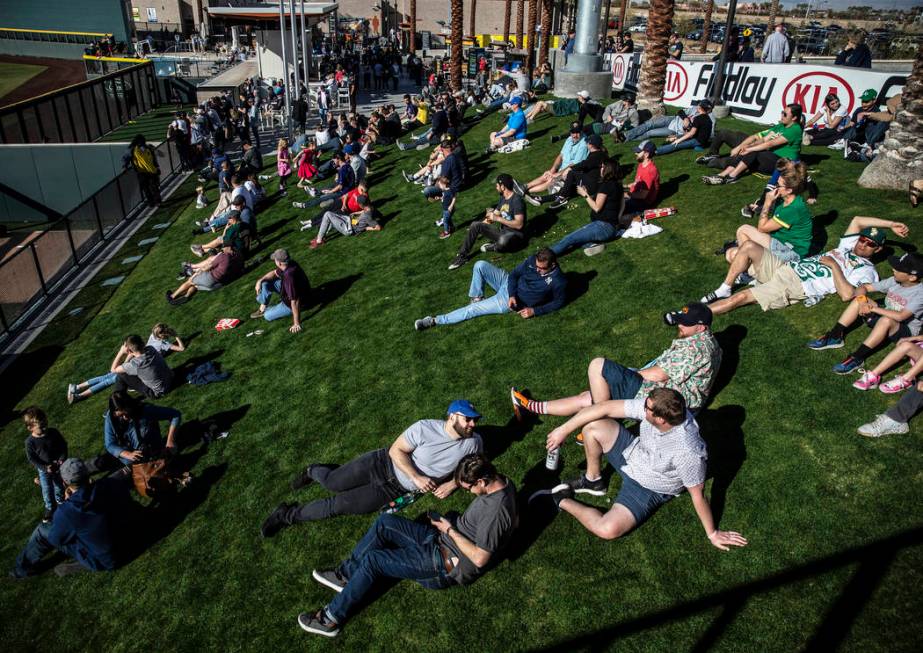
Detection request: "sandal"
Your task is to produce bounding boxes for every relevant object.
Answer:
[910,180,922,209]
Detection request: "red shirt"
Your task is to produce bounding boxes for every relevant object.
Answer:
[343,188,367,213]
[630,160,660,207]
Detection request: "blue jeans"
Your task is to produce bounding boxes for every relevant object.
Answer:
[36,467,64,511]
[841,120,888,147]
[653,139,701,156]
[435,261,511,325]
[13,522,56,577]
[441,209,455,233]
[624,115,676,141]
[325,514,452,623]
[301,188,348,210]
[86,371,117,395]
[551,220,622,255]
[422,185,441,199]
[256,279,293,321]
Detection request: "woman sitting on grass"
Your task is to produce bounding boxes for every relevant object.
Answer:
[66,325,185,405]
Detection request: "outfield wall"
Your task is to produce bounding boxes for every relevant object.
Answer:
[0,0,132,43]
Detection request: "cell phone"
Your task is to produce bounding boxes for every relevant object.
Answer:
[427,510,442,522]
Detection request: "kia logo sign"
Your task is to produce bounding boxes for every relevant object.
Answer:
[664,61,688,102]
[783,70,856,115]
[612,55,626,86]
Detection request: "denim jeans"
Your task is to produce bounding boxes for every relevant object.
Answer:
[436,261,511,325]
[256,279,293,321]
[300,188,348,210]
[36,467,65,511]
[653,139,701,156]
[400,129,434,149]
[551,220,622,255]
[422,185,442,200]
[624,115,676,141]
[325,514,452,623]
[86,371,117,395]
[841,120,889,147]
[13,522,56,577]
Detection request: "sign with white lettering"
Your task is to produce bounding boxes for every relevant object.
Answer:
[607,55,906,125]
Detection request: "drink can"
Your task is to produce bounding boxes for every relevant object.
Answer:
[545,447,560,471]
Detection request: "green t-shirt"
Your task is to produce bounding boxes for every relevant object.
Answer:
[770,195,813,257]
[222,222,244,251]
[761,122,802,160]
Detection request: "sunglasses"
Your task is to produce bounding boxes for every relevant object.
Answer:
[858,236,878,248]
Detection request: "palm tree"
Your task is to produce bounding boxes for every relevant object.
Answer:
[408,0,416,54]
[450,0,463,90]
[516,0,524,48]
[526,0,538,74]
[766,0,779,33]
[503,0,512,46]
[637,0,675,112]
[859,43,923,189]
[701,0,713,54]
[539,0,552,66]
[618,0,628,36]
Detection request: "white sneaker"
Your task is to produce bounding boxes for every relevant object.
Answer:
[857,414,909,438]
[827,140,846,151]
[583,243,605,257]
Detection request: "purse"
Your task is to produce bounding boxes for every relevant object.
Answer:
[131,458,190,498]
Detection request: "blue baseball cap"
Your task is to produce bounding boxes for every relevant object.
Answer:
[509,96,523,106]
[343,143,356,155]
[447,399,481,419]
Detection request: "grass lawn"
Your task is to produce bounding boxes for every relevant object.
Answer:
[2,106,922,652]
[98,105,196,143]
[0,62,47,101]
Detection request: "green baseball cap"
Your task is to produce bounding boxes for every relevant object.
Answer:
[860,89,877,102]
[859,226,886,245]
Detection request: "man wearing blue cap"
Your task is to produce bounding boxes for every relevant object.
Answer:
[260,401,484,537]
[486,96,527,154]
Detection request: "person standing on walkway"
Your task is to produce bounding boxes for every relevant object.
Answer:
[122,135,161,207]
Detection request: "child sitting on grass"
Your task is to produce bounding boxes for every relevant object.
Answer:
[808,253,923,375]
[23,406,68,523]
[854,335,923,393]
[433,176,456,239]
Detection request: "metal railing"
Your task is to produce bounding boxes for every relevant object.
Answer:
[0,62,160,144]
[0,27,112,45]
[0,139,184,342]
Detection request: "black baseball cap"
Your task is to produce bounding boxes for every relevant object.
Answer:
[889,252,923,276]
[586,134,603,148]
[569,122,582,134]
[664,302,713,327]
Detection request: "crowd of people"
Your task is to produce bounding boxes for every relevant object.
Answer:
[13,36,920,645]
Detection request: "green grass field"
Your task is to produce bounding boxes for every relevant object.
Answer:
[2,107,922,652]
[99,105,196,143]
[0,62,47,101]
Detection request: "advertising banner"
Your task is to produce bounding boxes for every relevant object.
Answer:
[607,53,906,125]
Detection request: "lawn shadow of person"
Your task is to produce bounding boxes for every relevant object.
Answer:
[305,273,363,318]
[705,324,747,405]
[658,173,690,203]
[564,270,599,307]
[809,209,838,256]
[697,404,747,525]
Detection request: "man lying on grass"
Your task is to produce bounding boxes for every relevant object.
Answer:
[691,216,909,318]
[260,400,483,537]
[415,248,567,330]
[298,454,517,638]
[532,388,748,549]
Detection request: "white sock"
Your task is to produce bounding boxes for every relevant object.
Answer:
[714,283,732,298]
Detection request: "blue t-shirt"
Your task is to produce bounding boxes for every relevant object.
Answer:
[505,110,527,140]
[336,162,356,191]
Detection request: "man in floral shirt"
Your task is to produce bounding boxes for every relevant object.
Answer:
[511,303,722,424]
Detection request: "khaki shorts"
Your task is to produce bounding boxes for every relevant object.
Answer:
[749,249,806,311]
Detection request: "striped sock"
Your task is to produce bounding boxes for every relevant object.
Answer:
[527,400,548,414]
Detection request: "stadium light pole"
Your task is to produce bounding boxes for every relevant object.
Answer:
[289,0,301,109]
[300,0,310,113]
[278,0,292,139]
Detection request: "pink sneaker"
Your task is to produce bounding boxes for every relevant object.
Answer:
[852,370,880,391]
[879,375,914,394]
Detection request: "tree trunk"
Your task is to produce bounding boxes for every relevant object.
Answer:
[618,0,628,35]
[516,0,525,48]
[766,0,779,34]
[503,0,512,45]
[637,0,675,112]
[701,0,713,54]
[408,0,416,54]
[539,0,552,66]
[526,0,538,76]
[469,0,477,38]
[450,0,463,90]
[858,43,923,189]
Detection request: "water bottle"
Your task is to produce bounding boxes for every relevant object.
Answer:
[382,491,419,514]
[545,448,560,471]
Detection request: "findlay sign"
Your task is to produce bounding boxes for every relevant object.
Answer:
[608,54,906,125]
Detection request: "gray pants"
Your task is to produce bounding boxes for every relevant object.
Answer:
[886,385,923,424]
[317,211,352,241]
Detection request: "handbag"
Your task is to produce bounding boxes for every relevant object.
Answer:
[131,458,191,498]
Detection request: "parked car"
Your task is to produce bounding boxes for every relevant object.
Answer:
[629,24,648,33]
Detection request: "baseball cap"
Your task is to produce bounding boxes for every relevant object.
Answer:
[586,133,603,148]
[60,458,89,486]
[698,99,714,111]
[576,90,590,99]
[635,140,656,156]
[343,143,356,155]
[888,252,923,276]
[859,226,886,246]
[227,209,241,220]
[509,96,523,106]
[447,399,481,419]
[569,122,582,134]
[860,89,877,102]
[663,302,713,327]
[271,248,290,263]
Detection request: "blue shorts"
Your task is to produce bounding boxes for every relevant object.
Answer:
[602,359,644,400]
[605,425,674,525]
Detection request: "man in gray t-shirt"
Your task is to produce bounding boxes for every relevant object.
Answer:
[260,400,484,538]
[537,388,748,551]
[112,335,173,398]
[298,455,518,639]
